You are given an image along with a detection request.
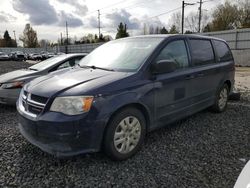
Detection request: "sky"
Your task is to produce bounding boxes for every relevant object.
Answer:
[0,0,224,44]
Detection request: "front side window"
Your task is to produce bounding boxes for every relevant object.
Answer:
[213,40,233,62]
[189,39,215,66]
[57,57,83,70]
[155,40,189,69]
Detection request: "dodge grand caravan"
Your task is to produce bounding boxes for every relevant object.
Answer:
[17,35,235,160]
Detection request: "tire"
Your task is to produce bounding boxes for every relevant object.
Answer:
[211,84,229,113]
[103,107,146,161]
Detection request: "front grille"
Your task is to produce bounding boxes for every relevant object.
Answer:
[30,94,48,104]
[27,104,43,114]
[21,90,48,116]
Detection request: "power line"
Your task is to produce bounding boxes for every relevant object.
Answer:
[101,0,153,15]
[85,0,133,17]
[146,6,182,20]
[82,0,152,18]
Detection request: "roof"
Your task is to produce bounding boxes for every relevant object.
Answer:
[63,53,88,57]
[120,34,227,42]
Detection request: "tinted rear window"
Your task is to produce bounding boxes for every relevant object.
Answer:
[213,40,233,62]
[189,39,215,66]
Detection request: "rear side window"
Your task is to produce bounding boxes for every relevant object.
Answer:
[213,40,233,62]
[189,39,215,66]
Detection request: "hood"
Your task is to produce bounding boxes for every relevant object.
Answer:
[0,69,37,83]
[25,68,130,98]
[0,54,8,57]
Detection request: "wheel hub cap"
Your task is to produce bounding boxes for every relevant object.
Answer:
[113,116,141,154]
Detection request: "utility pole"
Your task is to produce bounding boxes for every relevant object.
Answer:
[198,0,202,33]
[181,1,195,34]
[65,21,69,54]
[182,1,185,34]
[98,10,101,39]
[60,32,63,45]
[13,30,17,46]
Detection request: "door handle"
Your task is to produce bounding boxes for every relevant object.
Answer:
[185,75,195,80]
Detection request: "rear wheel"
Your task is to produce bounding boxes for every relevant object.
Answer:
[211,84,229,113]
[103,107,146,160]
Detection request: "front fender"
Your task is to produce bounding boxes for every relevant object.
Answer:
[94,88,155,130]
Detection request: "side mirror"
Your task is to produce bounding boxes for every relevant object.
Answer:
[152,60,177,74]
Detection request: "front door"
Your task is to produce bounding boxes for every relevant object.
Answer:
[153,39,194,128]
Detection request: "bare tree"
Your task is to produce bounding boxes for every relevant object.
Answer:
[185,11,210,32]
[20,24,38,48]
[238,0,250,28]
[169,12,182,32]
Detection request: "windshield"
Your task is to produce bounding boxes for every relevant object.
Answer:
[29,55,68,71]
[79,38,164,72]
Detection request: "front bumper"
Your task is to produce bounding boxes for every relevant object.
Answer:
[17,110,106,157]
[0,88,21,105]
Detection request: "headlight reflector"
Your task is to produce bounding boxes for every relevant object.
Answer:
[1,81,24,89]
[50,96,93,115]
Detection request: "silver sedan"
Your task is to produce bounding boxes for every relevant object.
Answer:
[0,53,87,105]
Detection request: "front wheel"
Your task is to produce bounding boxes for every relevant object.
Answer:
[211,84,229,113]
[103,107,146,161]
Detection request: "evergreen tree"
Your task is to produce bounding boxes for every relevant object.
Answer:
[3,30,14,47]
[116,22,129,39]
[160,27,168,34]
[169,25,179,34]
[4,30,11,41]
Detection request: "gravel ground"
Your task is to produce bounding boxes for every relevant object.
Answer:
[235,67,250,102]
[0,61,249,188]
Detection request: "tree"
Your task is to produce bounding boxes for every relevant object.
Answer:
[39,39,51,48]
[185,30,193,34]
[4,31,11,41]
[1,30,16,47]
[160,27,168,34]
[142,23,148,35]
[20,23,39,48]
[149,25,155,34]
[169,12,181,32]
[169,25,179,34]
[3,30,12,47]
[238,0,250,28]
[210,2,239,31]
[116,22,129,39]
[203,23,212,32]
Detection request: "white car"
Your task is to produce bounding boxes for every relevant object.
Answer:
[0,52,10,61]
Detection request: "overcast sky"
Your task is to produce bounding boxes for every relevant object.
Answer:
[0,0,224,43]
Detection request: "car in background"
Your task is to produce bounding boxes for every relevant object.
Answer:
[29,53,43,61]
[40,51,49,60]
[14,51,25,61]
[55,52,65,55]
[9,52,16,60]
[0,52,10,61]
[47,52,56,59]
[0,53,87,105]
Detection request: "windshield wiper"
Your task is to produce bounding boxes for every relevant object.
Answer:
[79,65,114,72]
[28,68,38,71]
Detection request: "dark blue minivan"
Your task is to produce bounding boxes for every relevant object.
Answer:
[17,35,235,160]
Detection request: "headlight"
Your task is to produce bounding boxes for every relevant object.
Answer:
[50,96,94,115]
[1,81,24,89]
